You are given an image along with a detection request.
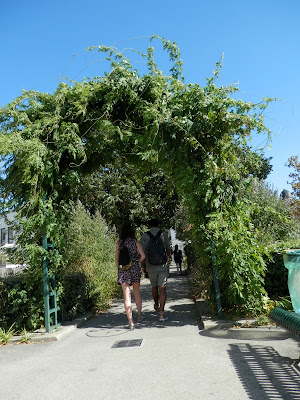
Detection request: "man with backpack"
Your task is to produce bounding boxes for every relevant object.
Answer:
[141,218,171,322]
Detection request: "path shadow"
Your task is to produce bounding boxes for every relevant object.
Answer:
[228,343,300,399]
[79,266,202,336]
[199,323,296,341]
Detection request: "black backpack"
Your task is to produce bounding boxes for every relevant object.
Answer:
[119,242,133,271]
[146,230,168,265]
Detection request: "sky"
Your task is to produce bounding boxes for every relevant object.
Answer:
[1,0,299,194]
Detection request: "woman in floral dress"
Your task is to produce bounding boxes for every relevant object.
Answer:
[115,223,145,330]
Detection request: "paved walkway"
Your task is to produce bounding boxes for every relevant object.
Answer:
[1,263,300,400]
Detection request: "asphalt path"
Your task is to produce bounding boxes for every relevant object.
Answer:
[1,263,300,400]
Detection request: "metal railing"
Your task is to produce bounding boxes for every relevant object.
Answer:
[270,307,300,338]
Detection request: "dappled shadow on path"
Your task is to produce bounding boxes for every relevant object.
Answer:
[228,343,300,400]
[80,267,201,337]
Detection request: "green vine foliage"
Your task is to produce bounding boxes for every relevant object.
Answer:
[0,36,285,318]
[75,165,178,233]
[288,155,300,216]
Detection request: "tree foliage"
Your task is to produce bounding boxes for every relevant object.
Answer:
[75,165,178,232]
[0,36,285,318]
[288,155,300,216]
[288,156,300,197]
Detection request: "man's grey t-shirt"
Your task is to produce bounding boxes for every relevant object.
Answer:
[140,228,170,271]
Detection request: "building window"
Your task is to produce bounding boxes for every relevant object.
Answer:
[8,227,14,244]
[1,228,6,246]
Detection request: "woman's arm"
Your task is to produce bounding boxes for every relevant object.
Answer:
[136,240,146,264]
[115,241,119,269]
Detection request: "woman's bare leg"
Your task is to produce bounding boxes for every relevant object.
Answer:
[132,282,142,316]
[121,283,133,325]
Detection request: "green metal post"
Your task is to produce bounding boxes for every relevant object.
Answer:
[210,240,223,319]
[42,232,51,333]
[42,195,60,333]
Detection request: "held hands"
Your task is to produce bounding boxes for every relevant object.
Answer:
[140,261,146,273]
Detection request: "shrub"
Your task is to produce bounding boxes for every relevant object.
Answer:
[59,203,121,320]
[0,269,44,332]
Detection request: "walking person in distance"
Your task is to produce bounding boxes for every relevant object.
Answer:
[173,244,183,275]
[141,218,171,322]
[116,222,145,330]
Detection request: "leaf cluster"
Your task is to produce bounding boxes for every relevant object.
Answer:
[288,156,300,216]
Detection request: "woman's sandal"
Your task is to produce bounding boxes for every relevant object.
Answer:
[138,313,144,322]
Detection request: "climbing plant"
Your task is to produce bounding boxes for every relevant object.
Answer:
[75,165,178,232]
[288,156,300,217]
[0,36,278,315]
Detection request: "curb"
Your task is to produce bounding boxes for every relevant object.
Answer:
[4,313,93,345]
[193,298,289,332]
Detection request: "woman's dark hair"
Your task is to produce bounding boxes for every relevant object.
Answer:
[119,222,136,240]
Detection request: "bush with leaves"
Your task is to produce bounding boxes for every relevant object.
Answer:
[245,179,300,300]
[59,203,121,320]
[288,155,300,216]
[0,270,44,332]
[246,179,299,244]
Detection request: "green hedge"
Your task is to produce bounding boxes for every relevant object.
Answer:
[0,271,44,332]
[59,204,122,321]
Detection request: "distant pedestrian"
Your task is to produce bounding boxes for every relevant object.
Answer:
[173,244,183,275]
[116,222,145,330]
[141,218,171,322]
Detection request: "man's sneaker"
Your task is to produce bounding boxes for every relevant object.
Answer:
[159,312,168,322]
[154,303,159,312]
[138,313,144,322]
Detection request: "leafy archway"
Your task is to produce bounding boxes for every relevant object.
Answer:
[0,36,274,314]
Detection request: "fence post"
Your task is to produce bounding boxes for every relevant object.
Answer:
[42,232,51,332]
[210,240,223,319]
[42,195,60,332]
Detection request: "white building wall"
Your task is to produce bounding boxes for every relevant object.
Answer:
[0,211,19,270]
[169,228,185,252]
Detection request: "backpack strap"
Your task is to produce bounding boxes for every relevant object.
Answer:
[146,230,162,240]
[155,230,162,240]
[146,231,154,239]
